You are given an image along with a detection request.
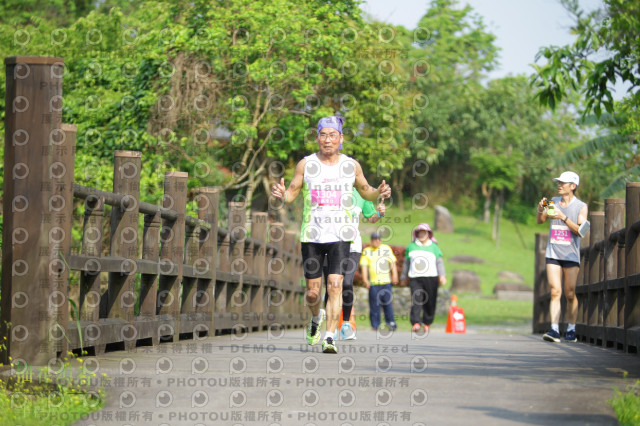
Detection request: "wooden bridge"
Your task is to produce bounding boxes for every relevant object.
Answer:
[1,56,306,367]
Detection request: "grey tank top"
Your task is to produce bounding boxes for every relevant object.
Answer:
[545,196,587,263]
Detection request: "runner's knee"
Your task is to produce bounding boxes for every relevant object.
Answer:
[306,289,320,302]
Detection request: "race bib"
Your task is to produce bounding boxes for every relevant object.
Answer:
[550,224,571,245]
[311,189,341,207]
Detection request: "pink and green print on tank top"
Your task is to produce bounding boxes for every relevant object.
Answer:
[301,153,356,243]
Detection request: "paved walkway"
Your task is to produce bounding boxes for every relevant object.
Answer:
[72,326,640,426]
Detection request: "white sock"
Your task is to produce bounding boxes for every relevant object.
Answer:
[567,324,576,332]
[551,324,559,333]
[312,313,321,324]
[325,331,335,340]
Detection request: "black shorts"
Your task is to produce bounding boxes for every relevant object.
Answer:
[301,241,350,279]
[546,257,580,268]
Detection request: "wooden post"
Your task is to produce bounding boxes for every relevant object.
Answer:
[157,172,187,342]
[139,212,161,318]
[228,201,247,319]
[80,196,104,323]
[196,187,219,336]
[216,227,230,330]
[624,183,640,353]
[1,56,65,365]
[181,222,200,327]
[587,212,605,344]
[604,199,624,280]
[269,222,286,325]
[604,199,625,347]
[576,228,590,336]
[532,233,548,333]
[251,212,268,330]
[107,151,141,342]
[617,232,626,336]
[284,231,297,326]
[49,124,76,355]
[589,213,605,285]
[106,151,141,350]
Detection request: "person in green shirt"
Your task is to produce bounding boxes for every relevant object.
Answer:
[401,223,446,333]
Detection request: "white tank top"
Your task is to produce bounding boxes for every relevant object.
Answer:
[300,153,356,243]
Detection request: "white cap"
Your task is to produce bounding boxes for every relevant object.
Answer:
[553,171,580,186]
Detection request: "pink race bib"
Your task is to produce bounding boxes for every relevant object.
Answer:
[550,224,571,245]
[311,189,341,206]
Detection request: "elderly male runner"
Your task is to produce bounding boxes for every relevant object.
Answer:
[271,116,391,353]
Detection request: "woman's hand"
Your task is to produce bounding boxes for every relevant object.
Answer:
[547,212,567,222]
[538,197,547,211]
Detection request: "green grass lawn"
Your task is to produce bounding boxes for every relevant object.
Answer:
[609,380,640,426]
[360,205,539,327]
[0,355,104,426]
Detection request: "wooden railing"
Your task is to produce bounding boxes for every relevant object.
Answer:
[533,185,640,355]
[1,56,306,366]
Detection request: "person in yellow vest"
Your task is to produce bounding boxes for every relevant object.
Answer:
[360,232,398,331]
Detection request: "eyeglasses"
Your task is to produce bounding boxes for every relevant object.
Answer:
[317,132,341,141]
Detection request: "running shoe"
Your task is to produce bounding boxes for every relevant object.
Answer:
[322,337,338,354]
[340,322,356,340]
[424,324,430,334]
[542,329,561,343]
[565,330,577,342]
[306,309,325,346]
[412,323,421,332]
[388,321,397,331]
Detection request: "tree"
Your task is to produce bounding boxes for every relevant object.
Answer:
[531,0,640,198]
[391,0,499,209]
[0,0,411,219]
[469,148,522,245]
[144,0,410,212]
[532,0,639,118]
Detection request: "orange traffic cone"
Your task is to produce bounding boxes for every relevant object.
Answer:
[445,295,466,333]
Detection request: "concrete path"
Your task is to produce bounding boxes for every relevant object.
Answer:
[71,326,640,426]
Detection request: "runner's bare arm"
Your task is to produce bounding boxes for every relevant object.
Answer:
[353,160,391,201]
[565,203,589,235]
[577,204,588,226]
[536,197,547,224]
[271,158,305,203]
[556,203,588,235]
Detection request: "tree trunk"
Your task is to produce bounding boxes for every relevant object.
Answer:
[393,169,406,211]
[492,191,499,241]
[482,182,492,223]
[495,189,504,248]
[261,175,272,212]
[244,173,257,235]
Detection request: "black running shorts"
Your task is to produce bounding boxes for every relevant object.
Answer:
[301,241,350,279]
[546,257,580,268]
